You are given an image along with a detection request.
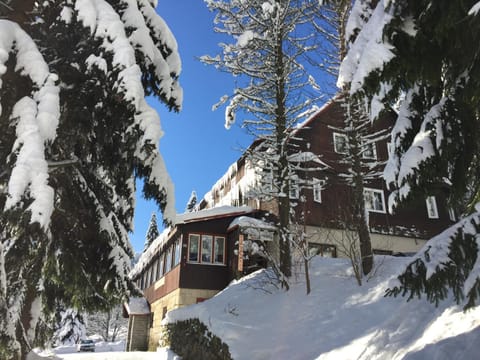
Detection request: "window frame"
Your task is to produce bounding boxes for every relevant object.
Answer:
[289,178,300,199]
[426,196,439,219]
[362,140,377,160]
[313,178,325,203]
[333,132,348,154]
[174,239,181,267]
[214,236,226,264]
[188,234,200,263]
[364,187,386,214]
[188,233,227,265]
[201,235,213,263]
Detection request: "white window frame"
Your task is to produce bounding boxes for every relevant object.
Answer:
[289,178,300,199]
[333,132,348,154]
[426,196,439,219]
[364,188,386,213]
[188,234,200,262]
[201,235,213,263]
[313,178,325,203]
[362,141,377,160]
[214,236,225,264]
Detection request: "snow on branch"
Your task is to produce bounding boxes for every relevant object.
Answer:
[73,0,180,221]
[337,1,395,94]
[0,20,60,229]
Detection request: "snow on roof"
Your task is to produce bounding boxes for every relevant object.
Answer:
[124,297,150,316]
[227,216,276,232]
[287,151,331,169]
[175,205,254,224]
[129,226,173,279]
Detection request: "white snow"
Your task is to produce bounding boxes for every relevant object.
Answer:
[469,2,480,16]
[124,297,150,315]
[338,1,395,93]
[236,30,255,47]
[0,20,60,229]
[175,205,253,225]
[165,256,480,360]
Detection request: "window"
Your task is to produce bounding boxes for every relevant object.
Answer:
[201,235,213,263]
[174,239,181,266]
[448,207,456,221]
[189,234,200,262]
[308,243,337,258]
[157,255,164,279]
[214,237,225,264]
[165,247,172,273]
[151,259,158,283]
[426,196,439,219]
[333,132,348,154]
[362,141,377,159]
[364,188,386,213]
[188,234,226,265]
[313,178,325,203]
[289,178,300,199]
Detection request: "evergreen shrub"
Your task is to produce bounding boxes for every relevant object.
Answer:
[162,318,232,360]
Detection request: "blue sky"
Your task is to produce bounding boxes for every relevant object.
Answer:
[130,1,252,253]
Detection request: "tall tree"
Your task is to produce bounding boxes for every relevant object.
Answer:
[314,0,381,276]
[339,0,480,308]
[0,1,182,358]
[144,213,160,251]
[202,0,322,286]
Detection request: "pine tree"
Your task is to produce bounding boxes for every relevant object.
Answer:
[53,308,86,346]
[339,0,480,308]
[144,213,160,251]
[0,1,182,358]
[185,190,197,213]
[202,0,322,286]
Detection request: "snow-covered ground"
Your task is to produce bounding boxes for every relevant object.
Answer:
[31,342,179,360]
[165,256,480,360]
[32,256,479,359]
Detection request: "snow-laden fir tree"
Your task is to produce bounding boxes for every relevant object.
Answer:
[52,308,86,346]
[185,190,197,212]
[201,0,322,286]
[0,1,182,358]
[339,0,480,308]
[144,213,160,252]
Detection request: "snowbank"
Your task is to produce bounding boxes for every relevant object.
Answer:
[165,256,480,360]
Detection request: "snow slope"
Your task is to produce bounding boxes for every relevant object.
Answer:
[165,256,480,360]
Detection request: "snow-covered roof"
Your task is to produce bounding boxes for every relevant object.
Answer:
[129,226,173,279]
[228,216,276,241]
[227,216,276,232]
[124,297,150,316]
[175,205,254,224]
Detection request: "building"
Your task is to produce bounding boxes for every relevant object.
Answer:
[127,98,453,350]
[197,98,454,256]
[129,206,276,350]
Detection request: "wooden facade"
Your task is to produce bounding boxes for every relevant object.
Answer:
[198,99,454,253]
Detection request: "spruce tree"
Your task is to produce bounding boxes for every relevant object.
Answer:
[144,213,160,251]
[339,0,480,308]
[185,190,197,213]
[0,1,182,358]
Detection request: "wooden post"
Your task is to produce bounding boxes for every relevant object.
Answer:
[238,234,244,272]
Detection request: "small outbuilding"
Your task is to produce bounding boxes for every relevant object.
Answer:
[123,297,151,352]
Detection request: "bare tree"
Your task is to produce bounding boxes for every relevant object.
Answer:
[202,0,323,288]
